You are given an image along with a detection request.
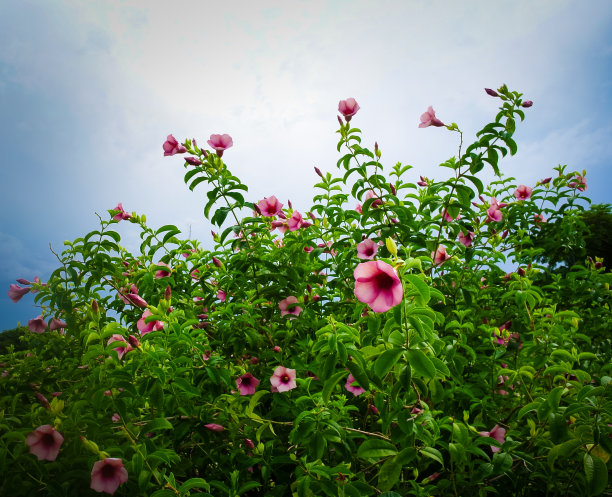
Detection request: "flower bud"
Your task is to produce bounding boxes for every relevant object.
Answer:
[485,88,499,97]
[540,177,552,184]
[308,211,316,221]
[337,115,344,127]
[91,299,99,314]
[314,166,323,177]
[287,199,292,209]
[521,100,533,108]
[386,237,398,257]
[501,229,509,239]
[252,203,262,215]
[389,183,397,196]
[164,285,172,301]
[185,156,202,166]
[517,268,526,277]
[128,335,140,348]
[212,256,223,267]
[36,392,50,409]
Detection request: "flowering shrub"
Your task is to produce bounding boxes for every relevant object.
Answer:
[1,86,611,496]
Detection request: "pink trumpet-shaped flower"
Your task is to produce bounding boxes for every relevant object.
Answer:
[356,239,379,260]
[49,318,67,331]
[287,211,311,231]
[26,425,64,461]
[514,185,533,200]
[365,190,382,209]
[28,315,47,334]
[279,296,302,318]
[345,374,365,396]
[8,284,30,303]
[486,197,503,222]
[479,424,506,452]
[107,334,131,360]
[441,208,460,222]
[207,134,233,157]
[236,373,260,395]
[568,174,587,191]
[338,98,360,122]
[257,196,284,217]
[432,246,451,266]
[112,203,131,221]
[458,231,475,248]
[270,366,297,392]
[354,261,403,313]
[418,106,445,128]
[217,290,227,302]
[162,134,187,156]
[90,458,128,494]
[534,213,547,226]
[137,310,164,335]
[154,262,172,278]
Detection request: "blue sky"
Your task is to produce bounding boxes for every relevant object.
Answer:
[1,0,611,330]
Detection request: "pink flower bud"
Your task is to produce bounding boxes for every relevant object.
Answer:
[314,166,323,177]
[164,285,172,300]
[485,88,499,97]
[337,115,344,126]
[517,268,526,277]
[128,335,140,348]
[521,100,533,108]
[389,183,396,196]
[212,256,222,267]
[185,156,202,166]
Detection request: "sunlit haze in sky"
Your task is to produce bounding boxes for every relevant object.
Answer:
[1,0,611,330]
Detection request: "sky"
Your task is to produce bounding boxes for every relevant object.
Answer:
[1,0,611,331]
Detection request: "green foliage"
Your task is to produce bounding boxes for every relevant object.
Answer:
[1,88,611,496]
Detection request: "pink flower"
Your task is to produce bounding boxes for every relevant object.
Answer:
[207,134,233,157]
[432,246,451,266]
[486,197,503,222]
[204,423,224,432]
[356,239,379,260]
[355,203,363,214]
[270,366,297,392]
[365,190,382,209]
[338,98,360,122]
[236,373,260,395]
[112,203,131,221]
[163,134,187,156]
[154,262,172,278]
[514,185,533,200]
[111,413,121,423]
[568,174,587,191]
[137,310,164,335]
[304,246,314,253]
[90,458,128,494]
[217,290,227,302]
[418,106,445,128]
[279,296,302,318]
[458,231,475,248]
[273,346,281,353]
[8,284,30,303]
[257,196,284,217]
[28,315,47,334]
[354,261,403,313]
[287,211,311,231]
[26,425,64,461]
[534,213,547,226]
[479,424,506,452]
[345,374,365,396]
[107,334,131,360]
[441,208,460,222]
[49,318,67,331]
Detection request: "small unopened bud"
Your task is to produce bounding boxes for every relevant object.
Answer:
[287,199,292,209]
[374,141,381,159]
[314,166,323,177]
[91,299,99,313]
[273,346,281,353]
[253,204,262,215]
[308,211,316,221]
[164,285,172,300]
[306,284,312,293]
[185,156,202,166]
[595,261,603,269]
[501,229,509,239]
[36,392,50,409]
[250,356,259,365]
[212,256,222,267]
[386,238,398,257]
[517,268,526,277]
[337,115,344,127]
[128,335,140,348]
[521,100,533,108]
[389,183,397,196]
[277,211,286,220]
[211,230,217,238]
[485,88,499,97]
[540,177,552,185]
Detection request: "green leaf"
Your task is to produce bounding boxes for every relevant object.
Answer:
[179,478,210,496]
[321,370,347,403]
[406,349,436,379]
[378,457,402,492]
[584,453,608,495]
[374,348,404,379]
[145,418,174,432]
[405,274,430,304]
[357,439,398,459]
[420,447,444,467]
[246,390,269,416]
[346,361,370,391]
